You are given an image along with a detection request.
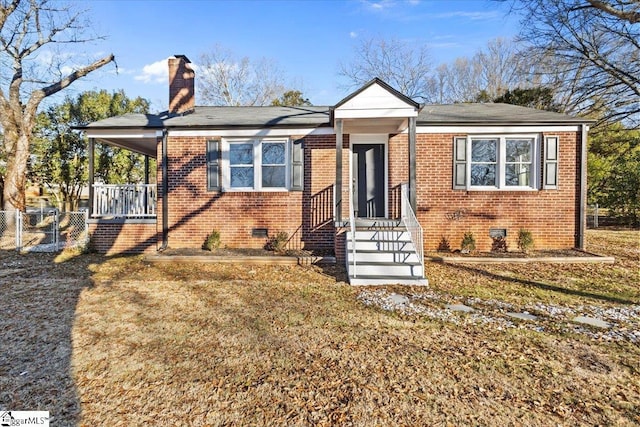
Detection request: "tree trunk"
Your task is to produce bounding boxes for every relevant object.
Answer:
[3,132,30,212]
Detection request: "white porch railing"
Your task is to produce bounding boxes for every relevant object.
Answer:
[92,184,157,218]
[401,183,424,277]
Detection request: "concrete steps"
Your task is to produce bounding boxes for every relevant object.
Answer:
[346,220,428,286]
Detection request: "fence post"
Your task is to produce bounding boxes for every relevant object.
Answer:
[53,209,59,250]
[594,203,599,228]
[83,208,89,246]
[15,210,22,252]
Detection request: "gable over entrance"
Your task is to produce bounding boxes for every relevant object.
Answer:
[334,78,420,133]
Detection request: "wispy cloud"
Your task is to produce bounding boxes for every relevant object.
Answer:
[433,10,501,21]
[349,31,358,38]
[134,58,170,84]
[359,0,420,13]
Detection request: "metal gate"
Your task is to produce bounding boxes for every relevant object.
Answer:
[0,210,88,252]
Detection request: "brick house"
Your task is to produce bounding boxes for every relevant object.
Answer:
[82,55,591,285]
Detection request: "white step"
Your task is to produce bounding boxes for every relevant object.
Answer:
[347,239,415,252]
[347,261,424,278]
[349,249,420,264]
[351,230,411,242]
[349,276,429,286]
[354,219,402,228]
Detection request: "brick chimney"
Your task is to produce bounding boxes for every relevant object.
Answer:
[168,55,195,114]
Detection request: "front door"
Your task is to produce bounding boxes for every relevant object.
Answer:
[352,144,385,218]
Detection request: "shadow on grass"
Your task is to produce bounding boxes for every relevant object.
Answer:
[0,250,97,425]
[447,262,638,305]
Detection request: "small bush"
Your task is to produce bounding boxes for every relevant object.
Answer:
[203,229,221,251]
[437,236,452,252]
[460,231,476,254]
[491,236,508,253]
[518,229,534,253]
[265,231,289,253]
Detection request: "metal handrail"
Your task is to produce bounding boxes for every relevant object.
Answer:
[401,183,424,277]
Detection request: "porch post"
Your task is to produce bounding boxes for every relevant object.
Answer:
[408,116,417,212]
[144,155,150,215]
[88,138,95,217]
[144,155,150,185]
[335,118,343,223]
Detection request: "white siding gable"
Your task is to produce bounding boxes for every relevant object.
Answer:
[335,83,418,119]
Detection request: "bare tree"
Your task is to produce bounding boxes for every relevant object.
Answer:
[508,0,640,126]
[198,45,287,106]
[0,0,115,211]
[430,38,535,104]
[338,37,433,101]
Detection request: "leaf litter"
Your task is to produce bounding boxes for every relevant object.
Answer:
[0,230,638,425]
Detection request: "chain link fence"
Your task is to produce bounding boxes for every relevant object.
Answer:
[0,210,18,250]
[0,209,88,252]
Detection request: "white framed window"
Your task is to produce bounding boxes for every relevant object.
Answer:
[221,138,291,191]
[454,135,540,190]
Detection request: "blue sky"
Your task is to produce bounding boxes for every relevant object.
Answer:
[67,0,519,112]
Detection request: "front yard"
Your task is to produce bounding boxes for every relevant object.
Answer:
[0,230,638,425]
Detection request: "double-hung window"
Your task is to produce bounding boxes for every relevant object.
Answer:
[222,138,292,191]
[454,135,539,190]
[229,142,255,189]
[261,142,286,188]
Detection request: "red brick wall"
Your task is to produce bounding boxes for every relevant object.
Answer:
[160,134,337,251]
[155,129,581,256]
[390,131,581,252]
[88,221,158,254]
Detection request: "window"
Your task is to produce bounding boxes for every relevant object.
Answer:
[261,142,286,187]
[217,138,303,191]
[229,143,255,188]
[454,135,539,190]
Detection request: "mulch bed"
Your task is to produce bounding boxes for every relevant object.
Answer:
[428,248,597,258]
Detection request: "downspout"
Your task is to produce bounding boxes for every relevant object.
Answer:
[158,128,169,251]
[577,123,588,250]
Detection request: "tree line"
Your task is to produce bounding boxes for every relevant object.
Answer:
[1,0,638,225]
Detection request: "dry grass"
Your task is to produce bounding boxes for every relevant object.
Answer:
[0,229,638,426]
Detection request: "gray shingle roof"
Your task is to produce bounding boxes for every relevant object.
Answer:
[164,106,331,128]
[81,102,588,130]
[417,103,588,124]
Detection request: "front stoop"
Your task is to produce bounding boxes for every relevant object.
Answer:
[346,219,428,286]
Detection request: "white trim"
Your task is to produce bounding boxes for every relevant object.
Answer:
[415,125,581,134]
[221,137,290,191]
[170,127,333,138]
[334,108,418,119]
[85,129,160,139]
[464,134,540,191]
[350,134,389,218]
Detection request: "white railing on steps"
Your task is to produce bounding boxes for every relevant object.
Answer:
[401,183,424,277]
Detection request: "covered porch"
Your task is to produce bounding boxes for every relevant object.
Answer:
[85,128,161,219]
[331,78,427,285]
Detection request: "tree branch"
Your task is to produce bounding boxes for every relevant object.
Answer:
[26,53,115,119]
[586,0,640,23]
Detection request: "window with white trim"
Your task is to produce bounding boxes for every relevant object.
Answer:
[454,135,539,190]
[219,138,303,191]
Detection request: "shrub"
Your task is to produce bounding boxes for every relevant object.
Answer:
[265,231,289,253]
[518,229,534,253]
[460,232,476,254]
[491,236,508,253]
[203,229,221,251]
[437,236,452,252]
